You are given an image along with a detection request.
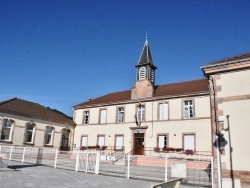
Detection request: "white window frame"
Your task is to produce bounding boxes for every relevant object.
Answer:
[44,126,54,146]
[183,100,194,119]
[158,134,168,149]
[0,118,14,142]
[117,107,124,123]
[81,135,88,147]
[83,111,90,124]
[115,135,124,150]
[137,105,145,121]
[183,134,195,151]
[97,135,105,147]
[24,123,36,144]
[159,103,168,120]
[100,109,107,124]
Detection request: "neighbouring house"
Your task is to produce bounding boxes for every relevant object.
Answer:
[0,98,75,150]
[201,52,250,188]
[73,38,212,157]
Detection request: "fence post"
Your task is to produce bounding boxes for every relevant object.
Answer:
[22,147,26,163]
[9,146,13,161]
[127,154,130,179]
[85,153,89,173]
[95,152,100,174]
[0,145,1,152]
[211,156,214,188]
[54,149,59,168]
[165,156,168,182]
[75,151,79,172]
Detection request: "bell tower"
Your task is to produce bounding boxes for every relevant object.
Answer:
[131,37,157,99]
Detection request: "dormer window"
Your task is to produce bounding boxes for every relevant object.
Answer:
[139,67,146,80]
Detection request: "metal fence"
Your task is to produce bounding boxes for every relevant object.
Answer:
[0,145,213,187]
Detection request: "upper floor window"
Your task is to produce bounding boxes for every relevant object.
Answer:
[83,111,89,124]
[0,119,14,141]
[44,126,54,145]
[183,100,194,118]
[139,67,146,80]
[159,103,168,120]
[100,109,107,124]
[117,107,124,123]
[137,104,145,122]
[24,123,36,144]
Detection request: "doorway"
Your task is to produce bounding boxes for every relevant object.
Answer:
[60,129,70,151]
[133,133,144,155]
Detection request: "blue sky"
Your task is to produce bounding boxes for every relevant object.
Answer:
[0,0,250,116]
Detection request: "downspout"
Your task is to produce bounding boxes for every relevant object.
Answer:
[150,101,154,138]
[208,75,222,188]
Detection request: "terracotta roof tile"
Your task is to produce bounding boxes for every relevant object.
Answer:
[0,98,75,125]
[207,52,250,66]
[74,79,208,108]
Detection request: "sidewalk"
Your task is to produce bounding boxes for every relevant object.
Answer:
[0,161,205,188]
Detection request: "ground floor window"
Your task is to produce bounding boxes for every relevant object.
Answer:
[158,134,168,149]
[183,134,195,151]
[97,135,105,146]
[0,119,14,141]
[44,126,54,145]
[24,123,36,144]
[81,136,88,147]
[115,135,123,150]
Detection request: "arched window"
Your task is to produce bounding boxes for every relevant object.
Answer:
[139,67,146,80]
[24,122,36,144]
[60,129,70,151]
[44,126,54,145]
[150,69,154,82]
[0,118,14,142]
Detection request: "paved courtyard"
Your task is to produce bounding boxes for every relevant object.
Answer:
[0,161,205,188]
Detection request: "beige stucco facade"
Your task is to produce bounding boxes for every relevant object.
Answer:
[73,94,212,154]
[202,58,250,188]
[0,112,74,149]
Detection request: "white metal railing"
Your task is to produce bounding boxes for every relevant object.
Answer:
[0,144,213,187]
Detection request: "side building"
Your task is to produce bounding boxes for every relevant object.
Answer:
[202,52,250,188]
[0,98,75,150]
[73,38,212,156]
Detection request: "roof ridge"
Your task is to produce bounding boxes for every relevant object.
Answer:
[0,97,17,105]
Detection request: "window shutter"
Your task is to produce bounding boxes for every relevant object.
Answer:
[81,136,87,146]
[100,110,106,124]
[184,135,195,150]
[160,104,168,120]
[115,136,123,150]
[158,136,165,148]
[98,136,105,146]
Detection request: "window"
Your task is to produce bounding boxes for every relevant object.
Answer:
[24,123,35,144]
[100,109,107,124]
[117,107,124,123]
[97,135,105,147]
[158,135,168,149]
[81,136,88,147]
[159,103,168,120]
[0,119,14,141]
[183,100,194,118]
[183,134,195,151]
[44,126,54,145]
[139,67,146,80]
[150,69,154,82]
[83,111,89,124]
[115,135,124,150]
[137,105,145,121]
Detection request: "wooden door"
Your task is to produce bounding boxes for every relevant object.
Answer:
[134,133,144,155]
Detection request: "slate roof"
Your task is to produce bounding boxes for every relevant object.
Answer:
[137,38,156,68]
[74,79,208,109]
[203,52,250,68]
[0,98,75,125]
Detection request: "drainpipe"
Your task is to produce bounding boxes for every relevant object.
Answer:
[208,75,222,188]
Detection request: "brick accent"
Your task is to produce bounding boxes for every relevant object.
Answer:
[131,79,154,99]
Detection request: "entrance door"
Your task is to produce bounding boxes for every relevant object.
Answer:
[60,129,70,151]
[134,133,144,155]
